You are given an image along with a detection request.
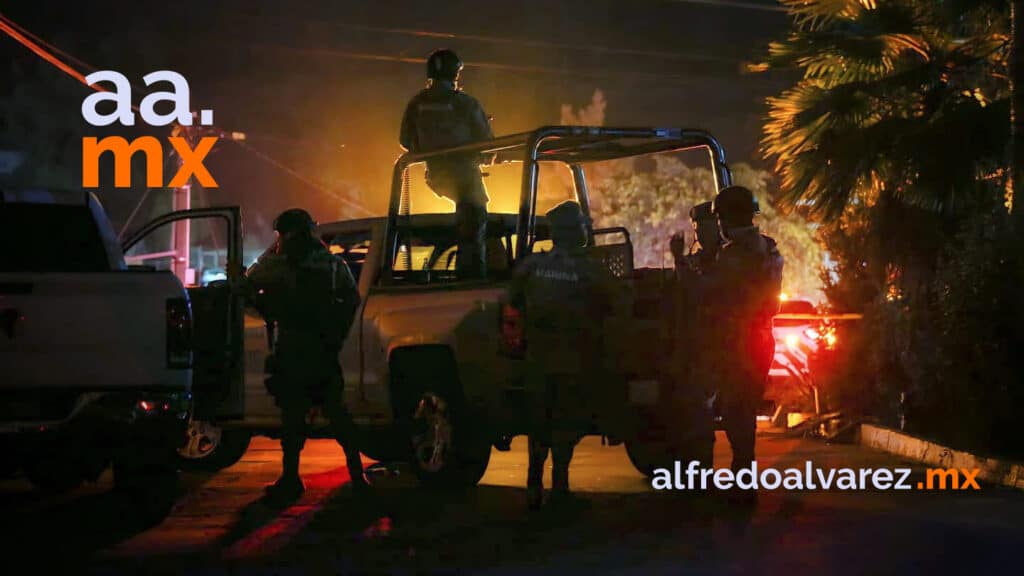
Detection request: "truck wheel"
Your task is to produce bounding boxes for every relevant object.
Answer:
[410,392,491,489]
[626,436,713,478]
[0,462,18,479]
[23,458,85,493]
[177,419,251,472]
[113,453,180,520]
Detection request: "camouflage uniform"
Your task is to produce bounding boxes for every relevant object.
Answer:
[400,78,493,277]
[508,201,617,508]
[708,225,783,470]
[672,245,719,465]
[666,202,722,465]
[247,238,365,490]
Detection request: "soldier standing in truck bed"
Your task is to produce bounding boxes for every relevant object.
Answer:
[400,49,494,278]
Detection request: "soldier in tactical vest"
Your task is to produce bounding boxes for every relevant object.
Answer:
[247,209,367,503]
[508,201,618,510]
[708,186,783,474]
[668,201,723,466]
[400,49,494,278]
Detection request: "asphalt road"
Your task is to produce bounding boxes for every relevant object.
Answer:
[3,430,1023,574]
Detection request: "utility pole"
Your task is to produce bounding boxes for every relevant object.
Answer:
[170,119,197,285]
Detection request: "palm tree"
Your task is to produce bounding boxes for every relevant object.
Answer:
[757,1,1024,455]
[758,0,1009,220]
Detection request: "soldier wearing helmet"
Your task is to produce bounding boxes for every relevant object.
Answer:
[508,201,618,511]
[247,208,367,503]
[708,186,783,478]
[400,49,494,278]
[667,200,724,467]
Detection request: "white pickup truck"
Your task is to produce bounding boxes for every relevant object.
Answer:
[177,126,733,488]
[0,189,236,497]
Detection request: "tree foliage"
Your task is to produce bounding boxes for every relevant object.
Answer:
[760,0,1009,219]
[760,0,1024,456]
[589,158,825,301]
[554,89,825,300]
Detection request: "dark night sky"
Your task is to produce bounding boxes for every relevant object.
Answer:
[1,0,791,239]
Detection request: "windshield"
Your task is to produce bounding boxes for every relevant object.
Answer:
[0,204,110,272]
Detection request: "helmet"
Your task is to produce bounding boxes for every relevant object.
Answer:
[712,186,760,221]
[688,201,715,222]
[273,208,316,236]
[426,49,463,81]
[546,200,588,247]
[546,200,587,230]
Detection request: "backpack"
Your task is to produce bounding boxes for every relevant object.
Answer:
[288,253,359,351]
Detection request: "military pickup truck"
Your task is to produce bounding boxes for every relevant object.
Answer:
[176,126,733,487]
[0,189,209,499]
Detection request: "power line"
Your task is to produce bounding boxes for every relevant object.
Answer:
[232,139,373,216]
[0,13,97,73]
[230,12,738,64]
[249,43,778,86]
[663,0,788,13]
[0,12,372,216]
[0,14,100,91]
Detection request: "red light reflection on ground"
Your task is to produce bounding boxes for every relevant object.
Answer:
[361,516,393,540]
[221,466,351,559]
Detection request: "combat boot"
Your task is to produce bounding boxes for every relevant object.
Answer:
[264,475,305,506]
[345,450,372,494]
[527,482,543,511]
[552,466,570,496]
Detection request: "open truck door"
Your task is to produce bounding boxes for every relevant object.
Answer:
[121,207,245,422]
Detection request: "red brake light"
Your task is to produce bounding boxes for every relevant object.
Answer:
[166,297,193,369]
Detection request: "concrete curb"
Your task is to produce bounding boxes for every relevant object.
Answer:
[858,423,1024,490]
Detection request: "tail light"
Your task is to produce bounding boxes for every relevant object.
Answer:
[785,333,800,350]
[166,297,193,369]
[500,303,525,358]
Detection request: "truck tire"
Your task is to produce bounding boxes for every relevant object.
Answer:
[113,452,180,521]
[21,432,102,493]
[23,458,85,493]
[0,438,20,478]
[390,348,492,489]
[177,419,252,472]
[624,401,714,478]
[409,392,491,489]
[0,460,18,479]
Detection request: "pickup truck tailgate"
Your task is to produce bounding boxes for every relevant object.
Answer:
[0,272,191,392]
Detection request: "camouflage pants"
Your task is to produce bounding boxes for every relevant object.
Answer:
[273,339,363,479]
[455,201,487,278]
[714,331,772,471]
[526,374,587,493]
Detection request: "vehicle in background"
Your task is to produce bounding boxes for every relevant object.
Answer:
[772,298,821,371]
[0,189,205,504]
[173,126,734,484]
[768,297,841,420]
